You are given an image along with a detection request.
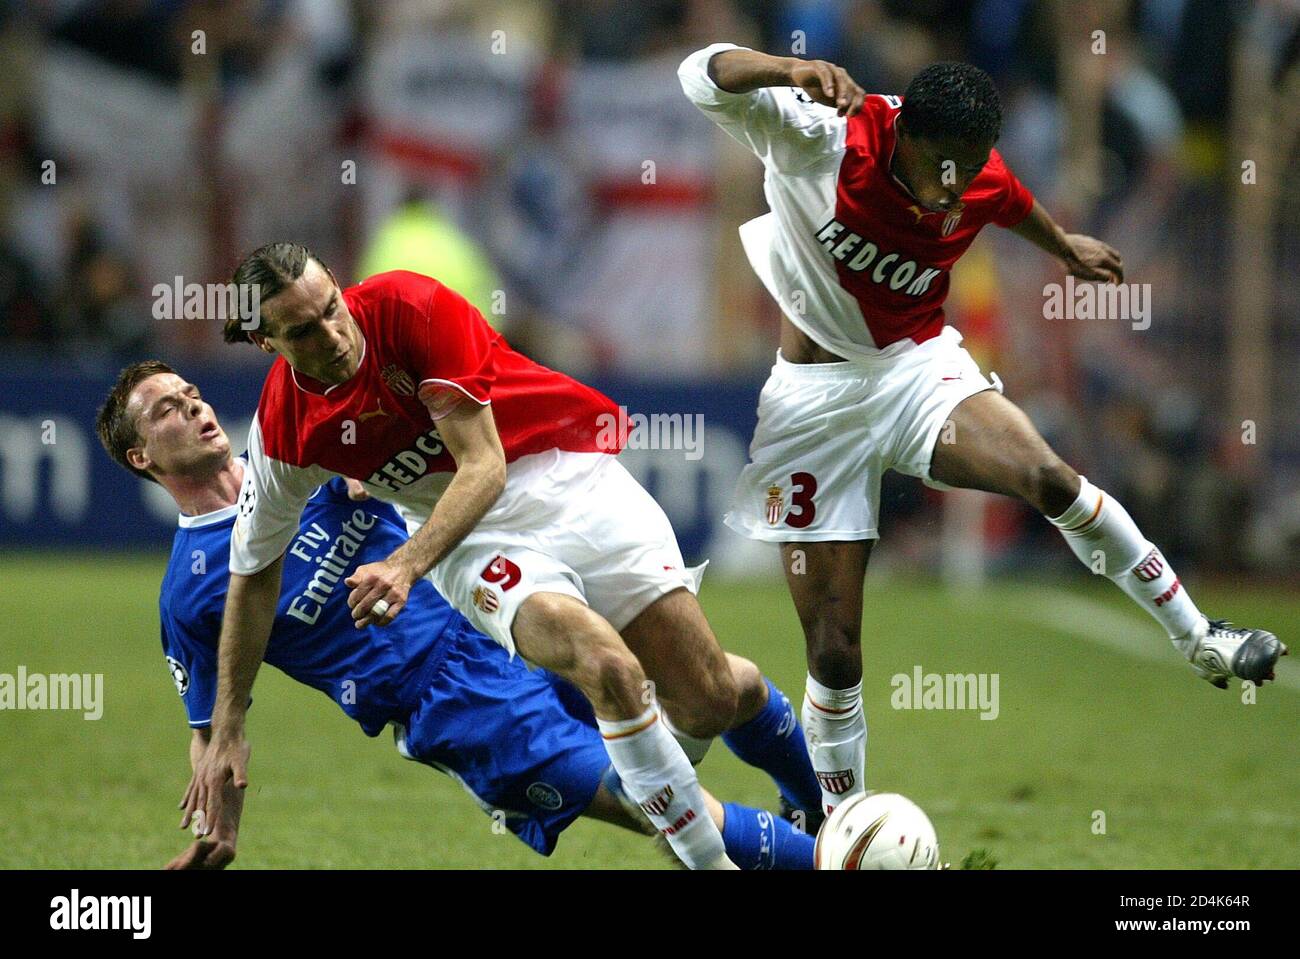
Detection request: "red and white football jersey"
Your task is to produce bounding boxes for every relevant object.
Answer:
[230,270,619,575]
[679,43,1034,359]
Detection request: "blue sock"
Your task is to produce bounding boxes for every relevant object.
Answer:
[721,802,816,870]
[722,677,821,814]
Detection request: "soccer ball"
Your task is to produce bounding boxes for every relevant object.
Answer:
[813,792,940,870]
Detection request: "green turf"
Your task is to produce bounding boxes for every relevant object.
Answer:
[1,553,1296,869]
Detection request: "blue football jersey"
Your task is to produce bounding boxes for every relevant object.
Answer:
[159,475,462,736]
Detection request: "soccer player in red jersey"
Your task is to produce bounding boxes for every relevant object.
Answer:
[179,246,821,870]
[680,44,1285,817]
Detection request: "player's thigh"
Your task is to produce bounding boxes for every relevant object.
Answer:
[512,590,636,691]
[928,389,1080,515]
[727,360,885,543]
[568,458,737,731]
[620,586,737,732]
[429,533,586,658]
[571,456,706,633]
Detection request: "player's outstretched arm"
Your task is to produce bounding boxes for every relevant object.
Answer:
[179,555,283,837]
[167,728,243,869]
[346,400,506,629]
[707,48,865,117]
[1008,198,1124,283]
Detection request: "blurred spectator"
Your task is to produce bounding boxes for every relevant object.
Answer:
[53,206,151,359]
[0,0,1292,574]
[358,193,504,328]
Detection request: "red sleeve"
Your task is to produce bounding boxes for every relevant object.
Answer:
[990,150,1035,228]
[403,278,496,420]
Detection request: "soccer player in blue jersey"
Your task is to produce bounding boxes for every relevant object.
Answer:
[95,360,821,869]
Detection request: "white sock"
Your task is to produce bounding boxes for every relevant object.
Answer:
[801,674,866,815]
[597,708,735,870]
[1049,476,1203,638]
[661,709,714,765]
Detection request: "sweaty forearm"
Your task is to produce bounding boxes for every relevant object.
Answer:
[708,49,797,93]
[210,558,282,740]
[390,458,506,580]
[1009,199,1072,262]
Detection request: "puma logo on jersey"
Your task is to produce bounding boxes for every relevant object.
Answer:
[815,218,943,296]
[357,400,389,423]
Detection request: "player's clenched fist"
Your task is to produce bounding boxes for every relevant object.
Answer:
[345,559,413,628]
[789,59,866,118]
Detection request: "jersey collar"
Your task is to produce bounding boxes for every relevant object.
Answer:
[176,456,246,527]
[178,502,239,528]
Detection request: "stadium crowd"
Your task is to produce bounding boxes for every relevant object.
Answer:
[1,0,1297,575]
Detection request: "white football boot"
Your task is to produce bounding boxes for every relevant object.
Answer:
[1174,618,1288,689]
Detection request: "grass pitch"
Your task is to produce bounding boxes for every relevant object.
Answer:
[1,553,1296,869]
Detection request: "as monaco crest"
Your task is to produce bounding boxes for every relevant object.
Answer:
[766,484,784,526]
[472,585,500,614]
[816,768,856,795]
[381,364,416,397]
[1132,549,1165,583]
[638,784,674,818]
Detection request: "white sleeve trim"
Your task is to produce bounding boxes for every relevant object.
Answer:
[418,378,490,422]
[418,377,490,405]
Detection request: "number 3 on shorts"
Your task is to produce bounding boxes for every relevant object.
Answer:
[785,471,817,529]
[480,554,522,590]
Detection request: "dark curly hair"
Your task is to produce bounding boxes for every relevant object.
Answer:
[901,62,1002,145]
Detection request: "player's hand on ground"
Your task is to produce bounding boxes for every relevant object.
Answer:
[789,59,865,117]
[1062,233,1123,283]
[345,559,413,628]
[165,837,237,870]
[180,734,249,836]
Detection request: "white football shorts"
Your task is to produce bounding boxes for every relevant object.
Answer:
[725,325,1001,543]
[421,449,703,657]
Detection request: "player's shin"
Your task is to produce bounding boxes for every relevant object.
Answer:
[720,802,815,870]
[1048,476,1203,638]
[801,675,867,815]
[597,709,737,870]
[722,677,822,816]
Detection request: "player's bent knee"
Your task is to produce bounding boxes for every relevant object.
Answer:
[728,654,768,721]
[1024,458,1080,517]
[668,665,739,739]
[583,641,648,715]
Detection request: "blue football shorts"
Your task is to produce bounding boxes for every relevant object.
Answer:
[391,619,608,855]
